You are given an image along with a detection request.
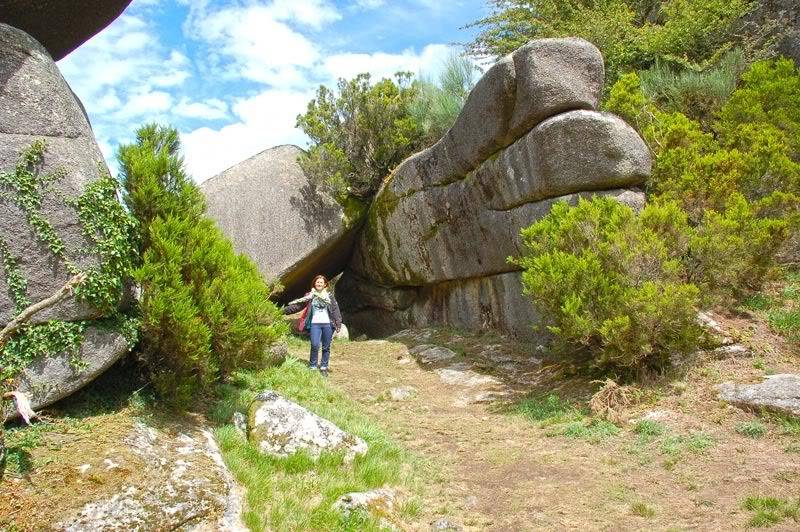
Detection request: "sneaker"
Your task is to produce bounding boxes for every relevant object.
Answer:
[319,368,329,377]
[308,365,317,370]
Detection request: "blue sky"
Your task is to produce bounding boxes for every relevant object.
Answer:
[56,0,488,182]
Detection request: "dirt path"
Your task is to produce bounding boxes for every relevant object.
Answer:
[316,327,800,531]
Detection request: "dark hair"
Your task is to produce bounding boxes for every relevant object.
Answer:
[310,275,328,289]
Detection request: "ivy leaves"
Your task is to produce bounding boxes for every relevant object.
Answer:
[0,141,139,379]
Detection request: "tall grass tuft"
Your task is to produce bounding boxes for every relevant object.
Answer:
[640,49,746,122]
[409,53,479,146]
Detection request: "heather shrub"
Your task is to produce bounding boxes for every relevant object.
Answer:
[514,197,702,376]
[605,60,800,300]
[296,72,423,202]
[118,124,287,406]
[467,0,753,90]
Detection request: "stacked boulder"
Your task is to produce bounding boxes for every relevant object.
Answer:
[0,23,131,410]
[337,38,651,340]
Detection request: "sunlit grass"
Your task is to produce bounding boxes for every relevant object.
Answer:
[211,357,423,531]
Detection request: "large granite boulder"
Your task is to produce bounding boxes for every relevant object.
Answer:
[0,1,131,61]
[338,38,651,340]
[248,390,368,462]
[55,421,245,531]
[1,25,132,412]
[0,23,107,325]
[201,144,362,302]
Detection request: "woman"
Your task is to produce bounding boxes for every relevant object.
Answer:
[283,275,342,376]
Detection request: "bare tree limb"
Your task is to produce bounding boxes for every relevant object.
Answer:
[0,272,86,350]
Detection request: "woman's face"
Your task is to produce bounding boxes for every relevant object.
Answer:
[314,277,326,290]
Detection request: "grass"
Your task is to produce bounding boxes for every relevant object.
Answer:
[630,501,656,518]
[633,419,667,440]
[555,419,621,443]
[742,496,800,528]
[736,421,768,439]
[210,356,422,531]
[768,309,800,342]
[660,432,715,470]
[515,394,584,426]
[737,269,800,343]
[514,393,621,443]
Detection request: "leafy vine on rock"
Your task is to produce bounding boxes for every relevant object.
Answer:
[0,141,139,380]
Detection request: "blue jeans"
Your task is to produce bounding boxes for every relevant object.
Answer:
[309,323,333,369]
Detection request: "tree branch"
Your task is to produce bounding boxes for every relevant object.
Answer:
[0,272,86,350]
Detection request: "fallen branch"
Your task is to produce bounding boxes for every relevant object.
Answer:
[0,272,86,350]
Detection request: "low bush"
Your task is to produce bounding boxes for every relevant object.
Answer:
[514,197,702,376]
[639,49,746,123]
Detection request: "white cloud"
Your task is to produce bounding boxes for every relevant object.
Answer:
[115,89,173,119]
[322,43,455,82]
[184,1,340,87]
[269,0,341,29]
[181,89,312,182]
[352,0,385,9]
[58,14,191,116]
[174,97,229,120]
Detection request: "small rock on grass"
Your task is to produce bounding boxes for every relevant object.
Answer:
[248,391,368,462]
[431,517,464,531]
[718,374,800,417]
[409,345,459,364]
[710,344,749,358]
[232,412,247,437]
[333,488,396,518]
[382,386,417,401]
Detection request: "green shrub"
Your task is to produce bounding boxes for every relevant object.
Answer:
[606,60,800,302]
[118,124,287,407]
[466,0,753,90]
[409,53,478,145]
[514,196,702,376]
[296,72,423,202]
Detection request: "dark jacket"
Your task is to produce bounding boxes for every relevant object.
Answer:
[284,292,342,330]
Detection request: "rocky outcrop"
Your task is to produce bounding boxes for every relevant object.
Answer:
[338,38,650,340]
[718,374,800,417]
[741,0,800,65]
[248,390,368,461]
[1,25,132,410]
[0,1,131,61]
[201,145,363,302]
[56,421,245,531]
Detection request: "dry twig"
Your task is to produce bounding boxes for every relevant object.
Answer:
[0,272,86,350]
